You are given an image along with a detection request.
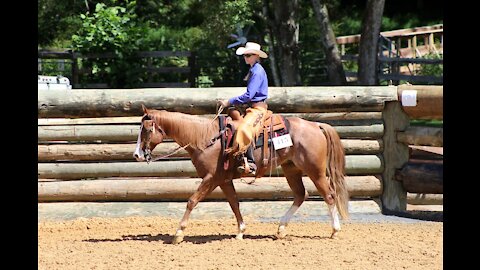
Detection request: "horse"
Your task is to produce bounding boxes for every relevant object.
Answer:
[133,104,349,244]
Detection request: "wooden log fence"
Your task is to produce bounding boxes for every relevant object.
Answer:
[393,85,443,207]
[37,84,443,213]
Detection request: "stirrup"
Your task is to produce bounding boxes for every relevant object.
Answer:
[237,157,256,175]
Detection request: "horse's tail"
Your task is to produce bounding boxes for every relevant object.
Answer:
[318,123,349,219]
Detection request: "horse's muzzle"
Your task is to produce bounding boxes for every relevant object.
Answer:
[144,149,152,162]
[134,153,145,162]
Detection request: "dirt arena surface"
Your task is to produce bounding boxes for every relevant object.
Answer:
[38,216,442,270]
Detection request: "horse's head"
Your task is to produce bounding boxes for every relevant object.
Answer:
[133,105,166,162]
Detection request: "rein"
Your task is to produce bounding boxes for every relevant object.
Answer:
[147,143,191,163]
[145,105,226,163]
[210,104,225,124]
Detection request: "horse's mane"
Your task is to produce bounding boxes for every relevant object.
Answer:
[149,110,219,150]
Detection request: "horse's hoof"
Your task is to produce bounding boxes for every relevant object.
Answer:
[275,225,288,239]
[235,234,244,240]
[276,232,287,240]
[276,228,287,239]
[172,235,184,244]
[330,229,340,239]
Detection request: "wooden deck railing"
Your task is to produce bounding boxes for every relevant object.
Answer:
[336,24,443,84]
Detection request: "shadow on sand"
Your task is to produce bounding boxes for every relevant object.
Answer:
[84,233,281,244]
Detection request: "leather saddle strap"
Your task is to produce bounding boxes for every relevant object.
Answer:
[219,116,225,153]
[262,119,273,166]
[224,126,234,170]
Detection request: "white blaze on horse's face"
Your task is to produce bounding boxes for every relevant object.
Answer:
[133,123,146,161]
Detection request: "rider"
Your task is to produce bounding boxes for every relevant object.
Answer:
[217,42,269,176]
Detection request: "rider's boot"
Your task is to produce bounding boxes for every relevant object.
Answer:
[237,146,257,176]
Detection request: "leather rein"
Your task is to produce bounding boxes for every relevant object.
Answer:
[144,105,225,163]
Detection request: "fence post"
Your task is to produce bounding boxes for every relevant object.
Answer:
[71,51,79,88]
[188,52,196,87]
[381,100,410,213]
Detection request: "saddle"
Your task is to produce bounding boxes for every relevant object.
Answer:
[254,110,289,166]
[213,108,290,175]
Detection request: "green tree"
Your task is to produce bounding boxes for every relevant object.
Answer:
[71,2,148,87]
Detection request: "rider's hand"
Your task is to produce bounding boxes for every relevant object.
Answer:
[217,99,230,108]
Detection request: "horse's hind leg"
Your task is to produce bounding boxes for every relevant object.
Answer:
[173,177,216,244]
[276,162,308,239]
[307,171,341,238]
[219,180,246,240]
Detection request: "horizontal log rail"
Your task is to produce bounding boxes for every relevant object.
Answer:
[38,121,384,142]
[397,126,443,147]
[38,139,383,162]
[38,155,383,180]
[395,161,443,194]
[38,112,384,126]
[37,178,442,205]
[406,192,443,205]
[38,86,398,118]
[397,85,443,120]
[409,146,443,160]
[38,176,382,202]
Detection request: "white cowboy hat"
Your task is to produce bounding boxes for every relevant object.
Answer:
[236,42,268,58]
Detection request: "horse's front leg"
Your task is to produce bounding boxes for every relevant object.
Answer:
[172,176,216,244]
[219,180,246,240]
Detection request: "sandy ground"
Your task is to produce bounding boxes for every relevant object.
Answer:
[38,216,442,270]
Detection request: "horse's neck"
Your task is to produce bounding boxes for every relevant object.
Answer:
[155,111,186,146]
[155,111,217,149]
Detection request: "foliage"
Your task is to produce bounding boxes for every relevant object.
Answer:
[298,2,329,85]
[38,0,83,47]
[410,119,443,127]
[418,53,443,77]
[39,0,443,88]
[198,0,256,48]
[38,0,126,47]
[71,2,146,53]
[330,6,363,36]
[71,1,149,87]
[38,59,73,77]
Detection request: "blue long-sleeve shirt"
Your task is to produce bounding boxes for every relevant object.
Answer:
[228,62,268,105]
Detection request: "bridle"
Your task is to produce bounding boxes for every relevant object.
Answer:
[141,106,225,163]
[142,120,168,162]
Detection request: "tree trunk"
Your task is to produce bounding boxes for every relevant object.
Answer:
[311,0,347,85]
[271,0,301,86]
[262,0,281,86]
[358,0,385,85]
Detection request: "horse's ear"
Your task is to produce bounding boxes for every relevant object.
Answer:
[141,104,148,114]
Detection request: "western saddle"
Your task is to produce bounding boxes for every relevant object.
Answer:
[210,107,290,177]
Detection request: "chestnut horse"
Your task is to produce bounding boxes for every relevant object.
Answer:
[134,105,349,244]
